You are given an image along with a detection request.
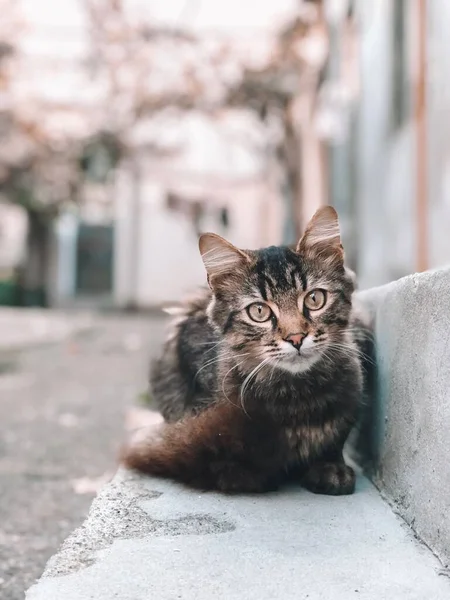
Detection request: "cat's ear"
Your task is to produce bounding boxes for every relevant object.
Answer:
[296,206,344,264]
[199,233,251,287]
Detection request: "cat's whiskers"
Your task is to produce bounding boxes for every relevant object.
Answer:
[193,350,234,381]
[322,341,375,366]
[221,356,251,415]
[344,327,375,338]
[201,341,223,357]
[309,337,359,369]
[268,357,282,384]
[240,356,273,415]
[328,339,374,357]
[319,347,341,370]
[196,342,272,384]
[196,348,256,381]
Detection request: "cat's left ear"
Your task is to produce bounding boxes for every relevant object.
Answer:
[296,206,344,265]
[199,233,251,288]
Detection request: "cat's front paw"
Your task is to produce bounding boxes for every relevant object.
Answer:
[301,462,355,495]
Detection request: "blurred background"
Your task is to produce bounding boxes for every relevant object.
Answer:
[1,0,447,310]
[0,1,449,597]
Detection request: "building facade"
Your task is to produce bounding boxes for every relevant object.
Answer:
[319,0,450,289]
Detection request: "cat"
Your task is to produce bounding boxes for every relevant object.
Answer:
[123,206,373,494]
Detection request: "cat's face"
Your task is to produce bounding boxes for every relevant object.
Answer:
[199,207,354,375]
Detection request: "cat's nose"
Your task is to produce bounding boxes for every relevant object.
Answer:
[284,333,305,351]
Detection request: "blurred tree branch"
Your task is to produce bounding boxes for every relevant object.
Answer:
[81,0,327,237]
[0,0,327,274]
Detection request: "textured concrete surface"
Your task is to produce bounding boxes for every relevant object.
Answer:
[0,314,167,600]
[26,471,450,600]
[358,267,450,568]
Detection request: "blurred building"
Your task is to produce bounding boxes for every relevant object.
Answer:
[318,0,450,289]
[0,201,27,304]
[5,0,450,307]
[50,112,284,308]
[112,121,283,308]
[1,0,294,308]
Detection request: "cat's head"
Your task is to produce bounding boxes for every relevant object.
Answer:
[199,206,355,374]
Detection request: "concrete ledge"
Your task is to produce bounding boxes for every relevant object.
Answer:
[357,266,450,567]
[25,471,450,600]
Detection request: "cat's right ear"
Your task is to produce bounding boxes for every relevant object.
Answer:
[199,233,251,288]
[296,206,343,265]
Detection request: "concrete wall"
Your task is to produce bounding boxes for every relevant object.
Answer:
[358,266,450,565]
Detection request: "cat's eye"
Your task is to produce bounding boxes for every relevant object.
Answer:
[304,289,327,311]
[247,303,272,323]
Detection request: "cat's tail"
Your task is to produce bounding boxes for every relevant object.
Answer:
[121,402,245,490]
[122,422,176,475]
[122,402,282,493]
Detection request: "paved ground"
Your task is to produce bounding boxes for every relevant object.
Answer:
[0,308,94,352]
[0,313,167,600]
[26,473,450,600]
[5,308,450,600]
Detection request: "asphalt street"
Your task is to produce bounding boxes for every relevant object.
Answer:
[0,313,166,599]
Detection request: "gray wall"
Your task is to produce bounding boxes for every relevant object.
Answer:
[330,0,450,288]
[329,0,417,288]
[427,0,450,268]
[358,267,450,565]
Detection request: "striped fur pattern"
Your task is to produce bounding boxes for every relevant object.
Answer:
[123,207,374,494]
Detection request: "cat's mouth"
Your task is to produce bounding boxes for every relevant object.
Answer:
[275,346,320,374]
[283,349,314,362]
[281,335,316,358]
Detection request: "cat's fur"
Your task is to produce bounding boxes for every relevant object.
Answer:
[123,207,373,494]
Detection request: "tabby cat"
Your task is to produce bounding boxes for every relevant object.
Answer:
[123,207,372,494]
